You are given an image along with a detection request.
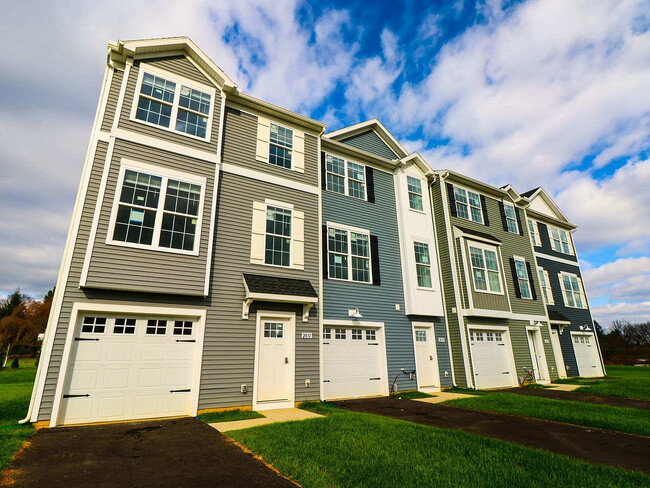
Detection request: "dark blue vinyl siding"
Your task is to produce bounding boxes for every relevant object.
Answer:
[536,222,578,263]
[339,130,398,160]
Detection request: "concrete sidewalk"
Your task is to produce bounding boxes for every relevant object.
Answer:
[211,408,321,432]
[414,391,476,403]
[549,383,581,392]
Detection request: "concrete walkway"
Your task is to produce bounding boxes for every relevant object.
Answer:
[211,408,321,432]
[414,391,476,404]
[549,384,581,392]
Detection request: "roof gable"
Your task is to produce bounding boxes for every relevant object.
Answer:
[525,187,574,226]
[324,119,408,159]
[340,130,398,160]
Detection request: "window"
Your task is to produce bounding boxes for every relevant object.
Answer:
[269,123,293,169]
[134,70,212,139]
[325,154,366,200]
[550,227,573,255]
[560,273,587,309]
[538,268,554,305]
[469,244,502,293]
[323,328,331,339]
[514,257,532,299]
[335,328,346,340]
[415,330,427,342]
[504,203,519,234]
[265,206,292,266]
[486,332,494,341]
[454,187,483,223]
[81,316,106,333]
[146,319,167,335]
[470,331,484,341]
[366,330,376,341]
[263,322,283,338]
[173,320,193,336]
[328,227,371,283]
[113,318,136,334]
[407,176,424,211]
[414,242,433,288]
[495,332,503,341]
[110,164,204,254]
[528,219,541,246]
[352,329,363,340]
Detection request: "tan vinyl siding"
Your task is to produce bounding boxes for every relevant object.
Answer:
[101,69,123,132]
[144,56,211,85]
[83,139,213,296]
[221,106,319,186]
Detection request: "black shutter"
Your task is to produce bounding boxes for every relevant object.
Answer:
[526,261,537,300]
[446,183,457,217]
[480,195,489,226]
[321,152,327,191]
[510,258,521,298]
[515,207,524,236]
[370,235,381,286]
[366,167,375,203]
[499,202,509,232]
[322,225,329,279]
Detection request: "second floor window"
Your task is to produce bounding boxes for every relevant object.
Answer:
[328,227,371,283]
[469,244,502,293]
[407,176,424,211]
[455,187,483,224]
[269,123,293,169]
[504,204,519,234]
[528,219,541,246]
[538,268,554,305]
[325,154,366,200]
[414,242,432,288]
[560,273,586,308]
[265,206,292,266]
[551,227,573,255]
[513,257,532,299]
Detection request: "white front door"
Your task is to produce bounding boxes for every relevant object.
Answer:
[413,326,439,390]
[469,328,517,389]
[527,329,548,381]
[550,329,567,378]
[572,333,602,377]
[255,316,294,409]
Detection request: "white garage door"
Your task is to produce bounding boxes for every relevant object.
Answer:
[469,329,516,389]
[572,333,602,377]
[59,314,199,425]
[322,327,385,400]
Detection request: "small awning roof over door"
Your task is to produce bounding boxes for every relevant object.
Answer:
[242,274,318,322]
[548,310,570,324]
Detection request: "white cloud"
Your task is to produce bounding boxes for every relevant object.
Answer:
[591,301,650,327]
[582,256,650,302]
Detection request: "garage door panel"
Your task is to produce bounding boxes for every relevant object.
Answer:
[133,395,159,416]
[143,344,166,361]
[103,369,130,389]
[138,368,163,387]
[573,334,601,377]
[469,329,516,389]
[68,369,98,390]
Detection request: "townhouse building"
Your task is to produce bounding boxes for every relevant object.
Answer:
[522,188,605,378]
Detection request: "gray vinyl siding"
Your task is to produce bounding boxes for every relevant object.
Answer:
[101,68,123,132]
[221,106,319,186]
[84,139,213,296]
[536,255,596,377]
[323,166,417,393]
[118,58,222,152]
[144,56,211,85]
[536,221,579,263]
[462,239,509,311]
[339,130,398,160]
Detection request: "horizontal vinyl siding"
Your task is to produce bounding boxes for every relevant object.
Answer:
[432,317,453,387]
[536,221,578,263]
[101,68,123,132]
[144,56,211,85]
[323,167,417,393]
[84,139,213,295]
[221,106,319,186]
[339,130,398,160]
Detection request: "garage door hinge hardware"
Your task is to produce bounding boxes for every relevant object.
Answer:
[63,394,90,398]
[175,339,196,343]
[370,377,381,380]
[170,389,191,393]
[368,343,379,345]
[323,380,330,383]
[75,337,100,341]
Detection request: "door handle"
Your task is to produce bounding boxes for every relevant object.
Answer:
[285,357,289,364]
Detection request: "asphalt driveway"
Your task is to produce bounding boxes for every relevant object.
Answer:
[3,417,297,488]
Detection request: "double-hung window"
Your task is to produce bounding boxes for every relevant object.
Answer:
[468,244,502,293]
[538,268,554,305]
[504,203,519,233]
[407,176,424,211]
[560,273,586,308]
[528,219,541,246]
[265,206,292,266]
[269,123,293,169]
[328,226,371,283]
[134,68,213,140]
[550,227,573,254]
[414,242,433,288]
[110,163,205,254]
[513,257,532,299]
[325,154,366,200]
[455,187,483,223]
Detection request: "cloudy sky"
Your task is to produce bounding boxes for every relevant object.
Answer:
[1,0,649,326]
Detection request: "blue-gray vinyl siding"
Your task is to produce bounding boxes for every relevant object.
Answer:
[339,130,398,160]
[536,255,599,377]
[536,222,578,263]
[322,166,417,393]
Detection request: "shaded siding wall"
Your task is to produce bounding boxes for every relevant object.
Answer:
[323,166,417,393]
[101,69,123,131]
[339,130,398,160]
[536,221,579,263]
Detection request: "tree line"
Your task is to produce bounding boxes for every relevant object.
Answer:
[596,320,650,365]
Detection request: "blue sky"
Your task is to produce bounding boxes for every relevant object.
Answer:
[1,0,649,325]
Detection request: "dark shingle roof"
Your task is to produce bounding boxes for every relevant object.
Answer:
[548,310,570,322]
[455,226,501,243]
[243,274,317,298]
[521,187,540,198]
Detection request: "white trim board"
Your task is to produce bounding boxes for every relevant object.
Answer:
[221,162,319,195]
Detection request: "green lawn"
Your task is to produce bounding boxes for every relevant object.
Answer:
[554,366,650,400]
[0,358,36,472]
[198,409,264,423]
[229,408,649,488]
[393,390,433,400]
[446,392,650,436]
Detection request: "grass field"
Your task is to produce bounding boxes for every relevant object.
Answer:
[230,407,649,488]
[554,366,650,400]
[445,392,650,436]
[0,358,36,473]
[198,409,264,423]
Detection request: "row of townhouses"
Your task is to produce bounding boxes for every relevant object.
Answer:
[24,38,606,427]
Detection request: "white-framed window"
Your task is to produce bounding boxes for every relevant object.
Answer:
[550,227,574,255]
[81,316,107,334]
[265,206,292,267]
[146,319,167,335]
[513,257,532,299]
[538,268,554,305]
[132,66,214,141]
[415,330,427,342]
[113,318,136,334]
[323,328,331,339]
[173,320,193,336]
[269,123,293,169]
[495,332,503,341]
[327,226,371,283]
[504,203,519,234]
[486,332,494,341]
[559,273,587,309]
[528,219,541,246]
[325,154,366,200]
[107,160,206,255]
[470,331,484,341]
[335,328,346,339]
[365,329,376,341]
[468,243,503,294]
[407,176,424,211]
[352,329,363,340]
[263,322,283,338]
[414,242,433,288]
[454,186,483,223]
